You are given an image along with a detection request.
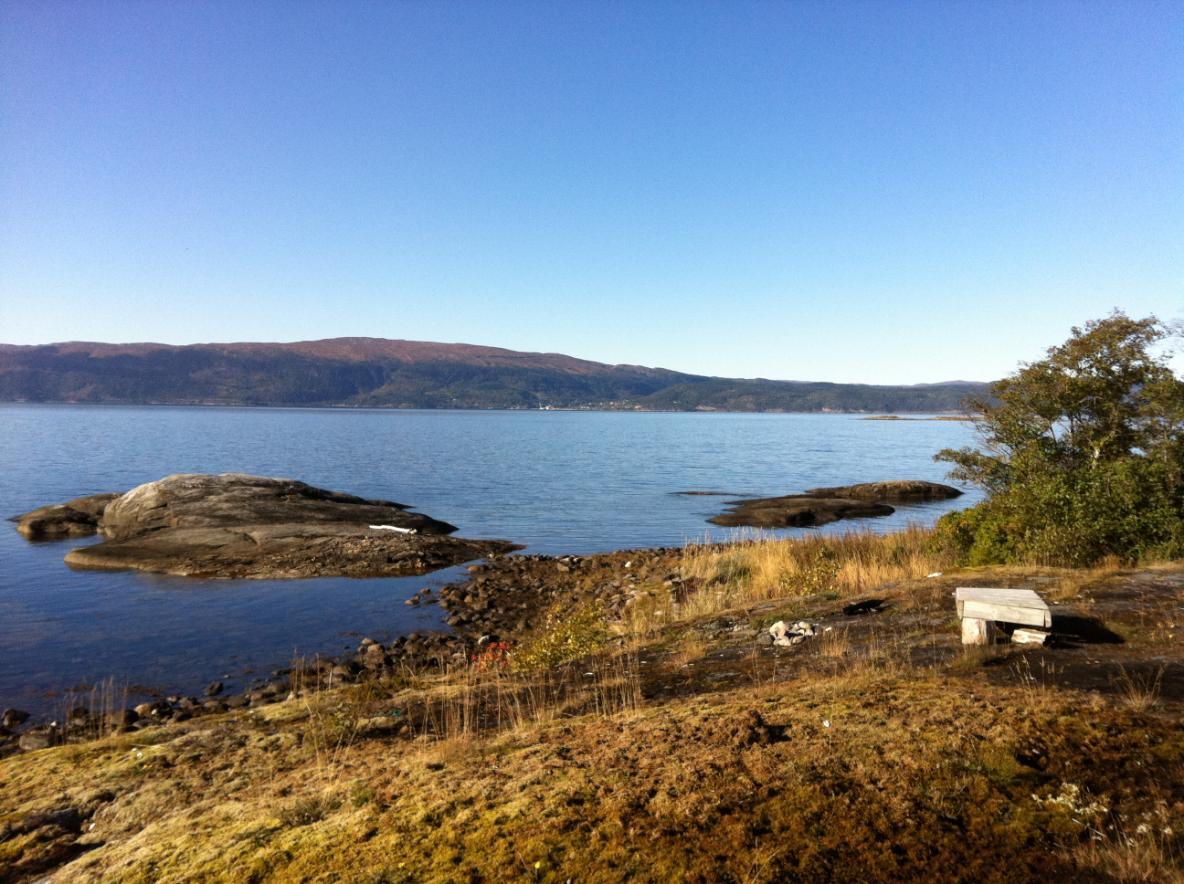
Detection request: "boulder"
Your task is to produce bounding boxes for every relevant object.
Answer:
[2,708,30,729]
[12,493,122,540]
[18,725,62,752]
[99,473,454,541]
[16,473,519,579]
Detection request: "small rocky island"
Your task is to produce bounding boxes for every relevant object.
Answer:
[708,480,962,528]
[13,473,519,578]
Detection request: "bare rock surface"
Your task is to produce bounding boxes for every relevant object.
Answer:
[707,480,962,529]
[13,493,122,540]
[708,495,894,528]
[99,473,455,540]
[803,480,962,502]
[18,473,518,579]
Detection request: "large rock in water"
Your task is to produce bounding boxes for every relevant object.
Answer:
[17,474,518,579]
[706,480,962,529]
[98,473,455,540]
[708,495,894,528]
[803,480,962,502]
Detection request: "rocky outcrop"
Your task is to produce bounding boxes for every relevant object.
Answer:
[708,495,894,528]
[707,480,962,529]
[803,480,962,502]
[13,493,122,539]
[98,473,455,540]
[18,474,518,579]
[65,522,517,579]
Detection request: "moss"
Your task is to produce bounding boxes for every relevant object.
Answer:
[2,564,1182,882]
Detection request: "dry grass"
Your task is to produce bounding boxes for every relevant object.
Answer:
[1114,665,1165,713]
[816,625,852,658]
[680,526,943,608]
[62,677,129,742]
[620,527,943,637]
[666,636,709,669]
[1073,827,1183,883]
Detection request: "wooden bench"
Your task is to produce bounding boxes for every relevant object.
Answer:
[955,587,1051,645]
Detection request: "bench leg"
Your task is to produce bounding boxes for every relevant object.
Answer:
[961,617,997,646]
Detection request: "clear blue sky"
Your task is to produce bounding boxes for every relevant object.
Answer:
[1,0,1180,383]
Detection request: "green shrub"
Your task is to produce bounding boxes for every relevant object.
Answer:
[510,601,612,673]
[936,313,1183,567]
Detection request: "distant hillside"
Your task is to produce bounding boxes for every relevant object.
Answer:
[0,339,990,412]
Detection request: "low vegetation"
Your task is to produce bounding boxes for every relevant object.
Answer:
[2,528,1181,882]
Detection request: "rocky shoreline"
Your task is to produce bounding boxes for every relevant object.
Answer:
[0,544,689,756]
[3,476,964,757]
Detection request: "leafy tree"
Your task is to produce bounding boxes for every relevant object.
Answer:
[934,312,1184,566]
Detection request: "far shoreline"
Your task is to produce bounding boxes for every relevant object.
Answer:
[0,400,974,417]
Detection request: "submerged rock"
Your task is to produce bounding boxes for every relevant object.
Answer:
[20,473,519,580]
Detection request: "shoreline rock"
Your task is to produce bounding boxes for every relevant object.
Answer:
[12,493,122,540]
[16,473,520,579]
[707,480,961,529]
[708,496,895,528]
[803,480,962,502]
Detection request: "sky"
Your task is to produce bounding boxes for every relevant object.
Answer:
[1,1,1180,384]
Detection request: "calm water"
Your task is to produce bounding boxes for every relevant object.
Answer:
[0,405,979,715]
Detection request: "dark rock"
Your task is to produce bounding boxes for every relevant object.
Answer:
[205,681,224,697]
[709,495,894,528]
[99,473,451,541]
[107,709,139,730]
[2,708,30,728]
[19,725,62,752]
[48,473,520,579]
[843,599,886,616]
[804,480,962,502]
[16,478,518,579]
[707,480,962,528]
[12,493,122,540]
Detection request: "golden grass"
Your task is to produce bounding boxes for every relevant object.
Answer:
[670,526,944,621]
[620,527,944,638]
[1114,665,1166,714]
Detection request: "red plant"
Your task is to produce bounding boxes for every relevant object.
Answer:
[470,641,512,672]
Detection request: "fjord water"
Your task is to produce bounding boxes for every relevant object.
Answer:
[0,405,980,715]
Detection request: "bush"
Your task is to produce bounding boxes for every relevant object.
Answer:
[510,601,612,673]
[936,313,1184,567]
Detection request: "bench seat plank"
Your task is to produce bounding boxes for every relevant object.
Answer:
[955,587,1051,628]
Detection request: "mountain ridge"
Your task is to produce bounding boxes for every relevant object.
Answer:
[0,338,991,412]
